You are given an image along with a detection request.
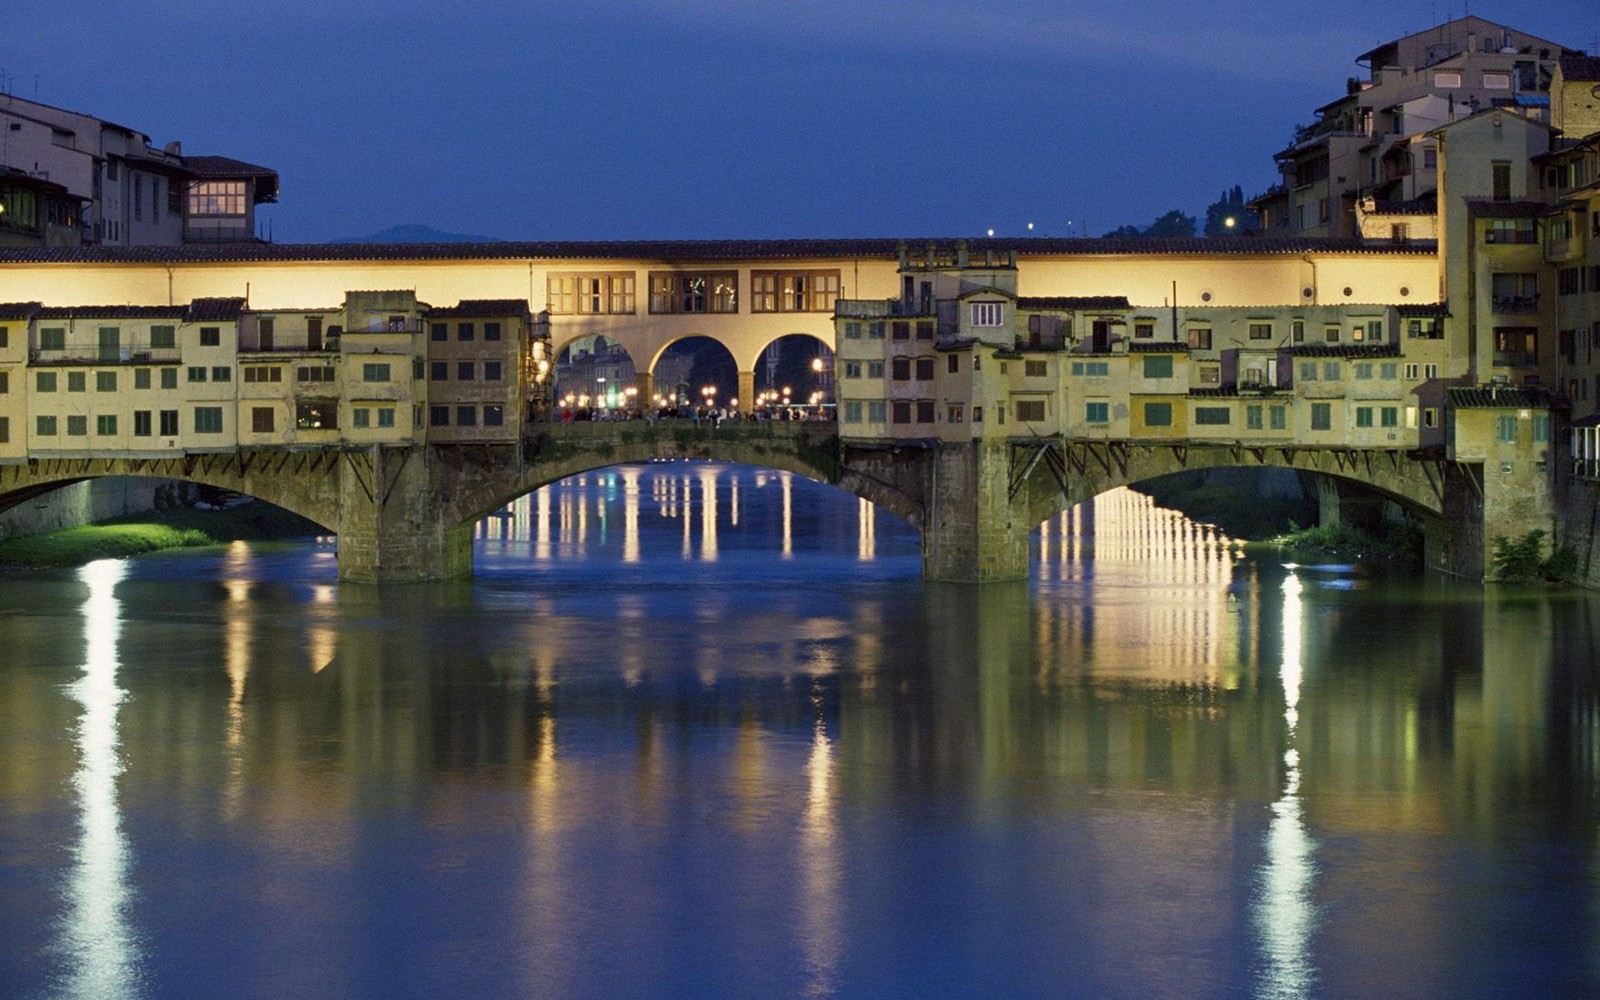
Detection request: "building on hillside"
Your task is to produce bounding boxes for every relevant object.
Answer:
[0,94,277,247]
[1252,17,1575,239]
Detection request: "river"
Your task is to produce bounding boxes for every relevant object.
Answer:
[2,463,1598,999]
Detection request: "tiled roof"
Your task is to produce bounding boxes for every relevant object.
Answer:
[36,304,188,320]
[0,236,1438,267]
[1395,303,1449,317]
[1126,340,1189,353]
[1189,386,1241,398]
[1559,55,1600,83]
[1466,199,1552,218]
[0,302,40,320]
[428,299,532,318]
[188,297,247,321]
[1448,385,1560,408]
[1018,296,1132,311]
[183,156,277,179]
[1286,343,1401,358]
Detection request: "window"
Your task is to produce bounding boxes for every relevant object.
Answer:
[1199,367,1220,385]
[483,405,504,427]
[1086,401,1109,423]
[843,401,863,423]
[843,322,862,340]
[1380,363,1398,380]
[1482,72,1510,89]
[947,405,964,424]
[430,361,449,382]
[1024,360,1047,378]
[1291,320,1305,343]
[294,402,334,430]
[947,355,959,374]
[36,371,56,393]
[1134,319,1155,339]
[750,270,840,313]
[866,361,884,379]
[648,272,738,313]
[892,359,911,381]
[971,301,1004,327]
[1533,414,1550,444]
[1435,71,1461,88]
[917,321,933,341]
[199,327,221,347]
[1380,407,1398,428]
[1143,402,1172,427]
[1324,325,1340,343]
[1249,322,1273,340]
[251,407,274,433]
[548,272,636,315]
[133,411,152,436]
[0,326,7,349]
[188,180,246,218]
[1493,328,1538,367]
[1323,363,1341,381]
[843,361,862,379]
[363,363,391,383]
[1015,400,1046,422]
[161,368,178,389]
[297,365,336,383]
[67,415,87,437]
[915,358,934,381]
[1270,405,1287,430]
[1246,405,1263,430]
[39,327,65,351]
[1143,355,1173,378]
[892,401,912,424]
[353,408,370,429]
[94,370,116,392]
[1194,407,1230,426]
[484,361,502,381]
[1497,415,1517,443]
[63,371,86,393]
[0,371,7,394]
[867,401,885,423]
[457,323,475,342]
[1187,327,1212,350]
[1492,161,1512,201]
[430,405,449,426]
[484,322,502,342]
[1354,363,1373,380]
[211,366,231,382]
[431,323,448,342]
[194,407,223,434]
[150,325,175,349]
[187,366,208,383]
[1311,403,1331,431]
[892,322,910,341]
[915,401,935,423]
[156,410,177,436]
[36,415,56,436]
[377,408,395,428]
[457,361,475,381]
[456,405,476,427]
[867,322,885,340]
[1355,407,1374,428]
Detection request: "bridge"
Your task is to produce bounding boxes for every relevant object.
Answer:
[0,419,1483,582]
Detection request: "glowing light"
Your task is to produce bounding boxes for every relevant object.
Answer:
[62,559,144,998]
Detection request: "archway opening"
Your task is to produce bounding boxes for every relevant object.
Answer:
[552,335,638,413]
[752,333,835,413]
[650,336,738,413]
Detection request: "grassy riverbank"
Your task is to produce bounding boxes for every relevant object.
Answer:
[0,502,322,568]
[1243,520,1424,562]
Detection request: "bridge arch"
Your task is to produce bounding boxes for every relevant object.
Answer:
[0,454,342,533]
[750,332,835,408]
[1012,441,1448,531]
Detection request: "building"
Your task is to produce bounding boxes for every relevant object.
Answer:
[0,94,277,247]
[1253,17,1574,239]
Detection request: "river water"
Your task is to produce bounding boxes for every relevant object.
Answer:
[2,464,1598,999]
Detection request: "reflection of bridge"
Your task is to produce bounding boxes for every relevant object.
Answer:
[0,419,1485,581]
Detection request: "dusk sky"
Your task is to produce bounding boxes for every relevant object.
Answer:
[15,1,1597,243]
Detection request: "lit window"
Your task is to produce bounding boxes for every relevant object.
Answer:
[971,302,1004,327]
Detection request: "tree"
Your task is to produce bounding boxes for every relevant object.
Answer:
[1101,210,1197,239]
[1203,185,1259,236]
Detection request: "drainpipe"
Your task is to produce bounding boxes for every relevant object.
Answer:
[1300,254,1318,305]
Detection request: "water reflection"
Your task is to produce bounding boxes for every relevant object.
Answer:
[60,559,144,999]
[1254,569,1317,999]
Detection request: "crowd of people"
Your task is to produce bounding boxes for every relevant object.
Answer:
[535,404,835,425]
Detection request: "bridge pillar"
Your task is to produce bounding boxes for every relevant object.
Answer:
[634,371,653,409]
[336,446,473,583]
[921,441,1030,582]
[738,370,755,414]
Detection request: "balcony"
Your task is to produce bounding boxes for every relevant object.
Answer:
[1491,295,1540,314]
[30,344,183,365]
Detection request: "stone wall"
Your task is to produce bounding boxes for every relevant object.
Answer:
[0,476,161,540]
[1561,478,1600,589]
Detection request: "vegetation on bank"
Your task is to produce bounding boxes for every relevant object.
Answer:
[0,501,322,568]
[1250,520,1424,562]
[1491,529,1580,585]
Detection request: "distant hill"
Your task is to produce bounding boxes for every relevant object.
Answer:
[327,224,502,244]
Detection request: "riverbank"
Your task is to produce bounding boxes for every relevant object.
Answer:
[0,502,322,568]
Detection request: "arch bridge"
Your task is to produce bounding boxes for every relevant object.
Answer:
[0,422,1490,581]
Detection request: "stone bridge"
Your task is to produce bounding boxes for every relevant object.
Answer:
[0,422,1489,581]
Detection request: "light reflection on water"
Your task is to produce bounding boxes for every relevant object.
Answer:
[2,467,1599,998]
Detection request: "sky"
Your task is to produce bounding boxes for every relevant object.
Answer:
[9,1,1597,243]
